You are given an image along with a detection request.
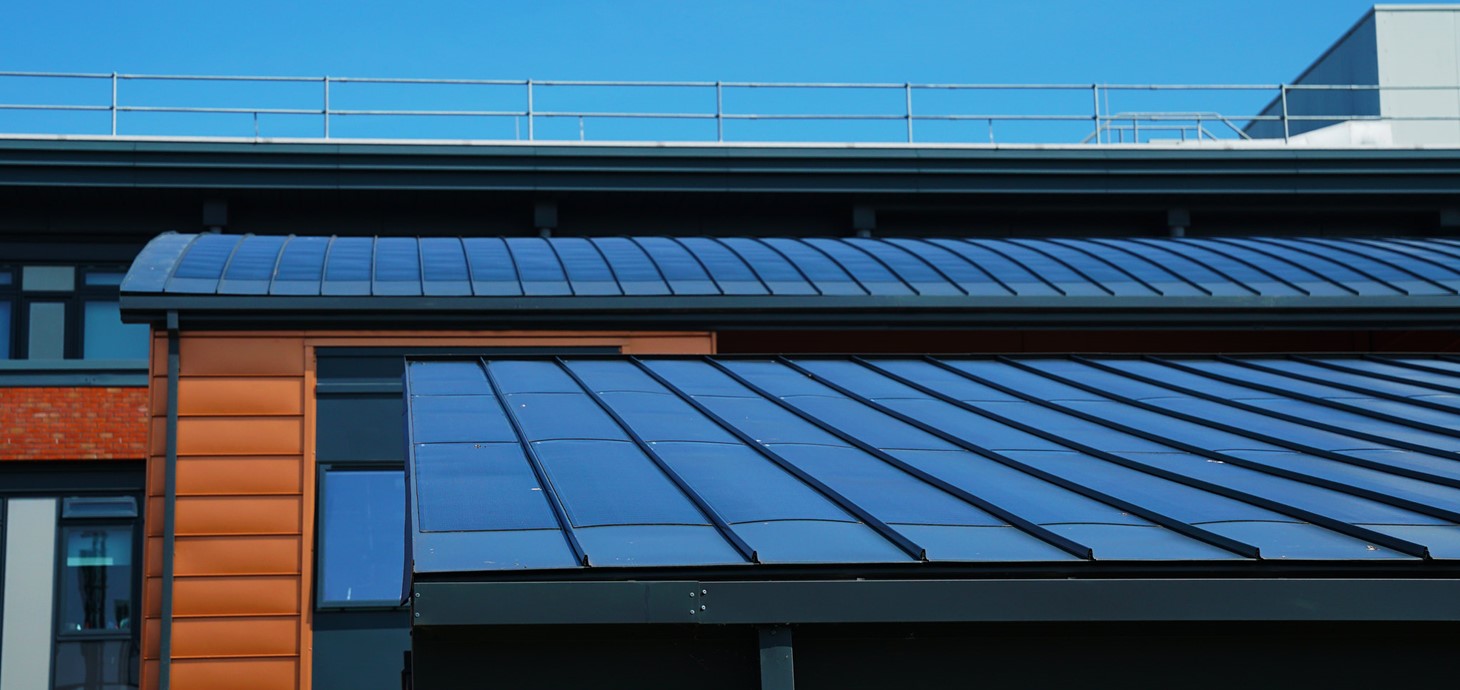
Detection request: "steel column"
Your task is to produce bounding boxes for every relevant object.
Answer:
[759,625,795,690]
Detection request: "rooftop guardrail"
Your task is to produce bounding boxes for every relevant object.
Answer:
[1,71,1457,145]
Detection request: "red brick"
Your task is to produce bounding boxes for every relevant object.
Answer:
[0,387,149,460]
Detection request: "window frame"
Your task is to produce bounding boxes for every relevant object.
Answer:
[0,264,142,361]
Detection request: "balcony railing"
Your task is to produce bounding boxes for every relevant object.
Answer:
[1,71,1457,145]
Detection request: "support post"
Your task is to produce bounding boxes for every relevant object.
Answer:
[904,82,914,143]
[1280,84,1290,143]
[323,76,331,138]
[1091,84,1101,144]
[758,625,794,690]
[527,80,535,141]
[716,81,724,142]
[110,72,118,136]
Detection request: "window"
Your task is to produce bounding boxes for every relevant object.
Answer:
[53,496,139,690]
[318,468,406,607]
[0,265,148,361]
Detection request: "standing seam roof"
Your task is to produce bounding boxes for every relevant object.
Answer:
[406,355,1460,574]
[122,234,1460,299]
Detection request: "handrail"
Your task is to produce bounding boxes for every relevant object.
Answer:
[1,70,1457,144]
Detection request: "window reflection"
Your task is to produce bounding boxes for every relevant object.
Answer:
[59,525,133,633]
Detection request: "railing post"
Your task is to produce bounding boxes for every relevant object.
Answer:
[1091,83,1100,144]
[527,79,535,141]
[110,72,118,136]
[322,76,330,139]
[905,82,914,143]
[1280,84,1290,143]
[716,81,724,142]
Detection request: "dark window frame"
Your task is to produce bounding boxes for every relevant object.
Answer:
[0,264,140,361]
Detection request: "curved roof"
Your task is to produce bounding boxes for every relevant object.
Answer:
[120,233,1460,327]
[406,354,1460,574]
[126,233,1460,298]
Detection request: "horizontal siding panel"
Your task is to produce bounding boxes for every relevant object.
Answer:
[165,658,299,690]
[151,456,303,496]
[172,576,302,617]
[180,337,304,377]
[164,535,302,576]
[176,418,303,456]
[172,378,303,417]
[171,617,300,658]
[175,496,302,536]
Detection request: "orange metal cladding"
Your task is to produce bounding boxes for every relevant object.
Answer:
[141,330,714,690]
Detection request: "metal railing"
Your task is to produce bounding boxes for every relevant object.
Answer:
[1,71,1459,144]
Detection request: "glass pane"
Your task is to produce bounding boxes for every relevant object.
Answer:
[58,525,134,634]
[83,301,149,360]
[52,639,138,690]
[22,265,75,292]
[83,272,125,287]
[0,269,12,286]
[0,300,10,358]
[320,470,406,605]
[28,302,66,359]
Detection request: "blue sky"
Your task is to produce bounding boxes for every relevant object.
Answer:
[0,1,1449,142]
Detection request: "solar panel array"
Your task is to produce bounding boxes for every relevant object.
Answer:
[124,234,1460,298]
[406,355,1460,573]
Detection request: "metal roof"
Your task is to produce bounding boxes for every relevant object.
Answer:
[405,355,1460,575]
[124,233,1460,298]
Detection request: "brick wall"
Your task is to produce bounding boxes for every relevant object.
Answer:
[0,386,149,460]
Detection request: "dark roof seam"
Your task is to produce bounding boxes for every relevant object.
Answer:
[919,357,1432,559]
[1299,238,1456,294]
[1248,237,1411,295]
[911,238,1017,296]
[1361,354,1460,381]
[1345,238,1460,284]
[797,238,873,296]
[665,236,727,296]
[704,236,773,295]
[958,239,1067,296]
[477,357,590,566]
[1290,355,1460,396]
[1204,237,1359,296]
[159,233,205,293]
[831,237,925,296]
[710,358,1091,559]
[1046,238,1167,296]
[213,233,251,295]
[835,357,1261,559]
[624,236,683,296]
[1008,357,1460,499]
[1217,355,1460,417]
[554,357,756,563]
[414,236,427,296]
[605,236,671,294]
[266,234,293,295]
[1148,238,1310,296]
[538,236,579,297]
[1062,357,1460,487]
[873,239,970,296]
[456,237,478,297]
[745,237,823,296]
[368,236,380,297]
[1390,237,1460,265]
[1080,238,1213,296]
[1121,237,1262,296]
[1001,238,1118,296]
[581,237,628,296]
[1134,356,1460,446]
[629,356,925,561]
[318,235,338,296]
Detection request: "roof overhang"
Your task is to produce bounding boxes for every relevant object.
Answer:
[120,293,1460,329]
[412,578,1460,626]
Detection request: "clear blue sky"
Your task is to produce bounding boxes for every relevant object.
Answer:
[0,1,1452,143]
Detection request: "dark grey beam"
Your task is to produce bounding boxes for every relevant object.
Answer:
[119,293,1460,331]
[411,578,1460,626]
[8,139,1460,196]
[759,626,794,690]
